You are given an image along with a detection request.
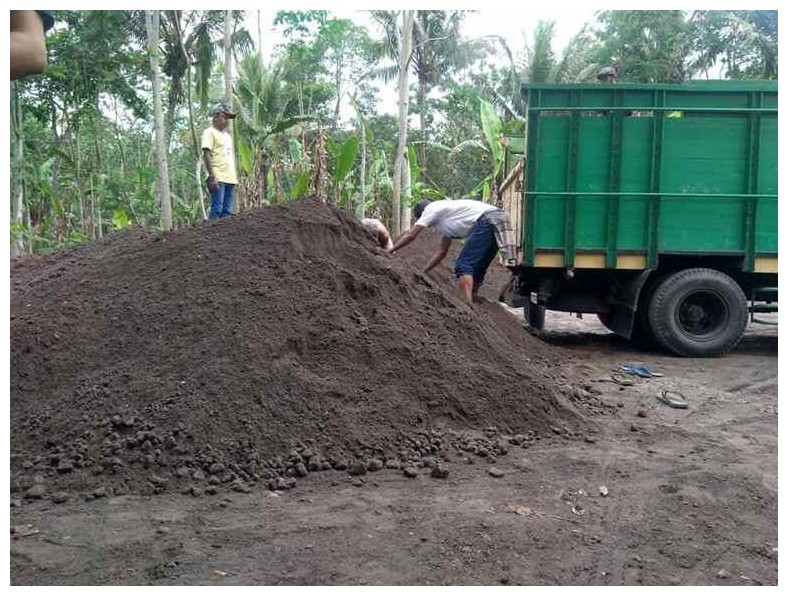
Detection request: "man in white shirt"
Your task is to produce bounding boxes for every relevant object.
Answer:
[389,198,517,303]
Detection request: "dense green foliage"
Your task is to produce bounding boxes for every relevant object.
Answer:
[9,10,778,254]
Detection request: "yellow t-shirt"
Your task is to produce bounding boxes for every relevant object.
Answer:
[201,126,237,184]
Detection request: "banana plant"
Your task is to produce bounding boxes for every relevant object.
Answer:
[327,134,360,210]
[447,98,505,201]
[233,53,313,204]
[406,144,443,205]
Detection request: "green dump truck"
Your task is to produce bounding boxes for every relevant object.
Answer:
[500,80,777,357]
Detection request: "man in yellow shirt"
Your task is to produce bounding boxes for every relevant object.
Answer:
[201,103,238,219]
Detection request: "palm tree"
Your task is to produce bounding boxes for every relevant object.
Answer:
[477,21,599,122]
[127,10,253,149]
[371,10,485,176]
[233,53,312,206]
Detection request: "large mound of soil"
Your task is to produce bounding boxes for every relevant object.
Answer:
[10,198,583,498]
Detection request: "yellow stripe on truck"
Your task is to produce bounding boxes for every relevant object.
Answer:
[615,254,647,270]
[533,253,564,268]
[754,257,778,273]
[574,254,606,269]
[532,252,648,269]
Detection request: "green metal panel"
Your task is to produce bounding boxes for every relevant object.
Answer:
[659,197,746,251]
[755,197,778,253]
[575,118,612,249]
[661,117,748,195]
[533,117,569,249]
[520,80,778,269]
[743,92,762,270]
[647,90,665,268]
[605,90,624,267]
[756,115,778,254]
[564,94,580,267]
[618,119,652,251]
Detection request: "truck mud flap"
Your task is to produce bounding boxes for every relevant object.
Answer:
[608,269,653,339]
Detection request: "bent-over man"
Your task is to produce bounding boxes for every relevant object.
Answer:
[389,198,517,304]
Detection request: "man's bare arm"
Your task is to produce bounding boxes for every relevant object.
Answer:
[424,236,452,272]
[202,148,218,191]
[389,225,424,253]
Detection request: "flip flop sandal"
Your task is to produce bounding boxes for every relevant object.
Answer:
[610,373,635,386]
[655,390,688,409]
[618,364,664,378]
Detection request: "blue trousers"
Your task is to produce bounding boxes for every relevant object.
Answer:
[208,182,235,219]
[454,215,499,285]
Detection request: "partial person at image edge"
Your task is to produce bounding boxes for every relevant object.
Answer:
[10,10,54,80]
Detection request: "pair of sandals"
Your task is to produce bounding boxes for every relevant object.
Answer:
[610,363,662,386]
[612,365,688,409]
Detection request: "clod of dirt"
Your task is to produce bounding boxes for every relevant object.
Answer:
[11,197,585,498]
[488,467,505,478]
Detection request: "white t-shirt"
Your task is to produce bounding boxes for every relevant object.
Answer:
[415,199,497,239]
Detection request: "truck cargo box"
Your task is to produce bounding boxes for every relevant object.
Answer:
[501,80,778,356]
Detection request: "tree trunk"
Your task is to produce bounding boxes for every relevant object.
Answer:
[89,174,97,240]
[75,133,85,236]
[273,161,282,204]
[224,11,233,118]
[311,129,328,202]
[358,114,367,218]
[257,11,264,66]
[401,153,412,228]
[224,11,236,213]
[392,10,415,236]
[172,11,204,221]
[195,157,207,220]
[419,77,427,177]
[333,70,342,130]
[11,82,25,257]
[261,149,270,204]
[146,10,173,231]
[113,98,126,177]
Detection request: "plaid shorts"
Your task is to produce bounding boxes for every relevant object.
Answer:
[454,209,518,283]
[482,209,517,265]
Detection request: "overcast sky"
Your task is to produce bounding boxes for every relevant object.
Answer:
[247,8,600,120]
[252,8,599,64]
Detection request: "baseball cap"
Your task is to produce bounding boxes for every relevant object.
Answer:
[210,103,236,118]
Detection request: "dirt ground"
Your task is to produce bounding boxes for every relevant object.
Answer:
[8,199,778,586]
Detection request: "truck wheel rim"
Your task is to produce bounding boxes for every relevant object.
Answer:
[677,291,727,336]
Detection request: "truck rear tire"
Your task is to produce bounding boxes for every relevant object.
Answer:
[647,268,748,357]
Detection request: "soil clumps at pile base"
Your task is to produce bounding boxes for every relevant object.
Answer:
[10,197,585,499]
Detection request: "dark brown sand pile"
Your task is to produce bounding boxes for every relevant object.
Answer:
[10,197,584,499]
